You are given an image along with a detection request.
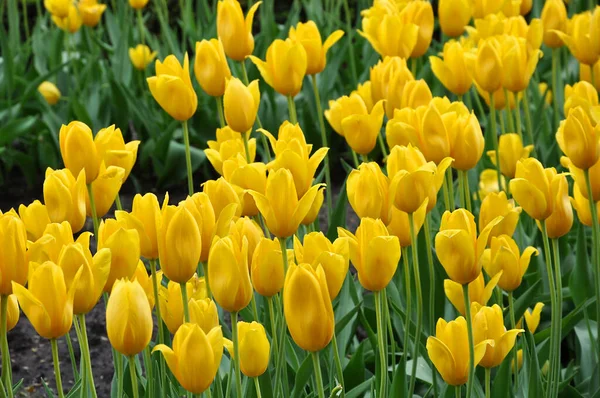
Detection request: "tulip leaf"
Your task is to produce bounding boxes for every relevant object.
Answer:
[335,299,362,335]
[291,354,314,398]
[0,116,37,147]
[535,297,596,343]
[390,352,406,398]
[343,340,367,391]
[345,379,372,398]
[326,177,347,241]
[491,353,513,398]
[569,224,594,306]
[525,330,543,398]
[504,279,541,327]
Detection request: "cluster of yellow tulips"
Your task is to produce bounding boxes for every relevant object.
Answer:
[16,0,600,396]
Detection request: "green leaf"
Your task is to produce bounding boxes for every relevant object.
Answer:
[491,354,513,398]
[326,177,347,241]
[390,352,406,398]
[569,224,593,306]
[535,297,596,343]
[343,340,366,391]
[345,379,372,398]
[291,354,314,398]
[505,280,541,327]
[0,116,37,147]
[525,330,543,398]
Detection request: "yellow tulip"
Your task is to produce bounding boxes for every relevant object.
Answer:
[27,221,79,265]
[580,61,600,92]
[222,156,266,217]
[52,4,82,33]
[18,200,51,241]
[430,40,473,96]
[206,127,257,175]
[503,16,544,50]
[249,38,307,97]
[501,36,542,93]
[249,169,323,238]
[85,163,125,218]
[223,78,260,133]
[217,0,261,61]
[386,79,432,118]
[203,177,243,220]
[294,232,349,300]
[129,44,157,71]
[13,261,79,339]
[115,193,161,260]
[0,213,28,295]
[539,82,553,106]
[438,0,472,37]
[561,156,600,202]
[346,162,391,224]
[520,0,532,15]
[128,0,148,9]
[132,261,155,309]
[481,235,537,292]
[44,0,70,17]
[351,81,374,112]
[388,144,452,213]
[369,56,414,104]
[478,169,506,200]
[208,236,252,312]
[289,21,344,75]
[194,39,232,97]
[284,263,334,352]
[400,1,434,58]
[154,324,223,393]
[94,125,140,181]
[324,93,369,136]
[557,107,600,170]
[472,304,524,368]
[158,275,207,334]
[156,204,201,284]
[38,81,61,105]
[1,295,19,331]
[541,0,567,48]
[106,279,153,356]
[228,217,264,267]
[444,272,502,316]
[235,321,270,377]
[341,100,386,155]
[189,298,219,333]
[338,218,400,292]
[555,11,599,66]
[59,121,100,184]
[147,53,198,121]
[78,0,106,27]
[487,133,534,179]
[468,37,503,94]
[542,172,574,239]
[472,0,503,19]
[522,302,544,333]
[250,237,288,297]
[427,316,494,386]
[435,209,500,285]
[571,184,600,226]
[302,188,324,226]
[475,84,522,110]
[479,191,522,240]
[43,168,87,233]
[98,218,140,292]
[387,200,427,247]
[564,81,599,122]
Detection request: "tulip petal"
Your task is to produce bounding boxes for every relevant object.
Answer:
[426,336,458,386]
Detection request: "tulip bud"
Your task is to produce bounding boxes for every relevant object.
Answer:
[370,56,414,104]
[347,162,391,224]
[501,36,542,94]
[223,78,260,133]
[1,295,19,331]
[106,279,153,356]
[469,37,503,94]
[43,168,87,233]
[481,235,537,292]
[38,81,61,105]
[430,41,473,96]
[438,0,472,37]
[194,39,232,97]
[523,302,544,334]
[571,184,600,226]
[206,127,257,175]
[289,21,344,75]
[324,93,369,137]
[98,218,141,292]
[351,81,374,112]
[189,298,219,333]
[129,45,157,71]
[18,200,51,241]
[444,272,502,316]
[0,213,28,295]
[27,221,79,264]
[115,193,161,260]
[543,172,573,239]
[235,321,270,377]
[217,0,261,61]
[44,0,70,17]
[479,192,522,241]
[229,217,264,267]
[59,121,100,184]
[94,125,140,181]
[487,133,534,179]
[478,169,506,200]
[555,12,599,66]
[85,164,125,218]
[52,4,82,33]
[78,0,106,27]
[203,177,242,220]
[400,0,434,58]
[301,187,324,226]
[541,0,567,48]
[563,81,599,121]
[251,237,289,297]
[341,100,386,155]
[386,200,427,248]
[556,107,600,170]
[159,275,207,334]
[359,4,419,58]
[129,0,148,9]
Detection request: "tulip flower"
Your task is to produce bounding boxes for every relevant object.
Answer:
[154,324,224,393]
[563,82,599,122]
[471,0,504,19]
[94,125,140,181]
[561,156,600,202]
[0,295,19,331]
[580,61,600,92]
[541,0,567,48]
[387,201,427,247]
[158,275,207,334]
[129,0,148,9]
[13,261,79,339]
[338,218,400,292]
[340,100,386,155]
[522,302,544,333]
[249,38,307,97]
[293,232,350,300]
[223,78,260,134]
[478,169,506,200]
[501,36,542,94]
[444,272,502,316]
[221,156,266,217]
[438,0,472,37]
[217,0,261,61]
[208,236,252,312]
[52,4,82,33]
[481,235,538,292]
[203,177,243,220]
[18,200,51,241]
[400,0,434,58]
[427,316,494,386]
[487,133,534,179]
[388,144,452,213]
[468,37,503,94]
[430,40,473,97]
[106,279,153,356]
[249,169,323,238]
[129,44,157,70]
[228,217,264,267]
[289,21,344,75]
[503,16,544,50]
[346,162,391,224]
[369,56,414,104]
[556,11,600,66]
[38,81,61,105]
[147,53,198,121]
[251,237,288,297]
[43,168,87,233]
[472,304,524,368]
[194,39,232,97]
[571,184,600,226]
[189,298,219,333]
[543,172,574,239]
[225,321,270,377]
[78,0,106,27]
[557,107,600,170]
[98,218,141,292]
[206,127,257,175]
[324,93,370,136]
[132,261,155,309]
[85,164,125,218]
[386,79,432,118]
[301,188,324,226]
[435,209,501,285]
[351,81,374,112]
[520,0,532,15]
[0,213,28,295]
[479,191,522,240]
[115,193,161,260]
[284,262,334,352]
[27,221,80,264]
[59,121,100,184]
[44,0,70,17]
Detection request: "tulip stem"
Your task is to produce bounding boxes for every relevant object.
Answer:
[331,333,345,397]
[267,296,279,366]
[584,169,600,362]
[51,339,65,398]
[540,221,558,398]
[514,96,523,141]
[462,284,475,398]
[503,88,515,134]
[521,90,536,155]
[64,334,79,382]
[274,239,290,396]
[456,385,461,398]
[251,295,259,321]
[312,351,325,398]
[86,184,100,238]
[232,311,243,398]
[239,60,271,162]
[383,290,395,382]
[128,356,139,398]
[402,247,412,369]
[310,74,334,224]
[485,368,491,398]
[79,315,98,398]
[551,238,563,398]
[424,215,439,398]
[463,171,472,212]
[180,282,190,322]
[201,262,212,299]
[0,296,13,398]
[489,94,502,192]
[287,96,298,124]
[182,121,194,196]
[458,169,466,209]
[137,9,144,45]
[142,347,152,398]
[374,291,387,398]
[254,377,262,398]
[115,194,123,211]
[351,150,360,168]
[551,49,561,132]
[216,96,225,128]
[408,212,423,398]
[446,168,455,210]
[150,259,166,392]
[442,176,451,211]
[341,0,358,83]
[508,292,519,391]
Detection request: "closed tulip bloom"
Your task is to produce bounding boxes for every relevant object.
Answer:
[541,0,567,48]
[510,158,563,220]
[435,209,501,285]
[294,232,350,300]
[249,39,307,97]
[43,168,87,233]
[289,21,344,75]
[468,37,503,94]
[189,298,220,333]
[129,0,148,9]
[44,0,69,17]
[18,200,51,241]
[472,0,503,19]
[208,236,252,312]
[156,204,201,284]
[235,321,270,377]
[503,16,544,50]
[580,61,600,92]
[154,324,223,393]
[98,218,140,292]
[556,12,599,66]
[217,0,261,61]
[487,133,534,179]
[400,0,434,58]
[223,78,260,133]
[481,235,537,292]
[194,39,232,97]
[445,272,502,316]
[324,93,370,136]
[27,221,80,264]
[561,156,600,202]
[370,56,414,104]
[115,193,161,260]
[251,237,289,297]
[228,217,264,267]
[203,177,243,219]
[222,156,266,216]
[147,53,198,121]
[387,200,427,247]
[52,4,82,32]
[158,276,207,334]
[430,41,473,96]
[132,261,155,309]
[563,81,599,121]
[450,111,485,171]
[479,191,522,240]
[94,125,140,181]
[386,79,432,118]
[106,279,152,356]
[341,100,386,155]
[78,0,106,27]
[520,0,532,15]
[38,81,61,105]
[338,218,400,292]
[479,169,506,200]
[557,107,600,170]
[351,81,374,112]
[284,263,334,351]
[0,213,28,295]
[59,121,100,184]
[501,36,542,93]
[438,0,472,37]
[543,172,574,239]
[85,164,125,217]
[206,127,257,175]
[346,162,391,223]
[129,44,157,71]
[249,169,323,238]
[472,304,524,368]
[302,188,324,226]
[522,302,544,333]
[1,295,19,331]
[427,316,494,386]
[571,184,600,226]
[13,261,79,339]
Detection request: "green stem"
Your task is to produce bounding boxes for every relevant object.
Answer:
[202,262,212,299]
[51,339,65,398]
[522,90,536,155]
[551,238,563,398]
[508,292,519,391]
[442,175,451,211]
[232,311,243,398]
[149,259,166,391]
[514,96,523,141]
[268,296,279,366]
[377,130,388,159]
[383,289,394,388]
[331,333,345,396]
[312,351,325,398]
[463,284,475,398]
[21,0,29,39]
[64,334,79,382]
[79,315,97,398]
[115,194,123,211]
[584,169,600,363]
[137,9,144,45]
[273,239,289,396]
[287,95,298,124]
[251,294,259,321]
[551,49,561,131]
[351,150,360,168]
[143,347,152,398]
[458,168,466,209]
[86,184,100,238]
[182,120,194,196]
[489,94,502,192]
[0,296,13,398]
[402,247,412,370]
[178,0,186,50]
[311,74,333,224]
[463,170,472,212]
[341,0,358,83]
[456,385,461,398]
[254,377,262,398]
[180,282,190,322]
[424,216,438,397]
[116,352,124,398]
[446,168,455,210]
[408,213,423,398]
[485,367,491,398]
[504,88,515,133]
[243,132,252,163]
[374,291,387,398]
[216,96,225,128]
[540,221,558,398]
[411,57,418,77]
[128,356,139,398]
[239,60,271,162]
